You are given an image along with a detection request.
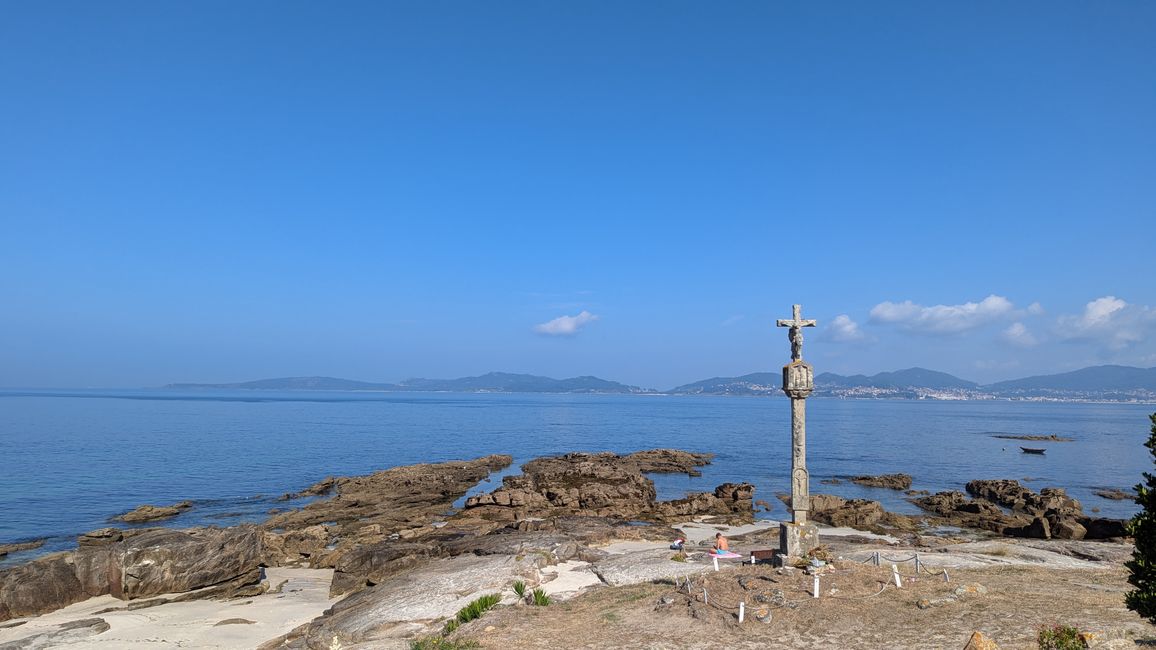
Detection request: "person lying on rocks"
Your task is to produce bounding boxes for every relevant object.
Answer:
[711,532,729,555]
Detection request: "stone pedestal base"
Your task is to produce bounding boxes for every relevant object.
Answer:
[776,522,819,566]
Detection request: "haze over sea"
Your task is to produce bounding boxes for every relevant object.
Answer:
[2,389,1150,563]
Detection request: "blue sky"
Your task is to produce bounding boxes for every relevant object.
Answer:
[2,2,1154,389]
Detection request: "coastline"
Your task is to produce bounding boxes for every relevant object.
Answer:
[1,450,1151,648]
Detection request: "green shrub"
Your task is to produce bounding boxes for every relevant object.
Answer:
[512,580,527,598]
[531,588,551,606]
[409,636,480,650]
[1037,623,1086,650]
[1127,413,1156,623]
[455,593,502,625]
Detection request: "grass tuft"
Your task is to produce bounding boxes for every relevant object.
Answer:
[531,587,551,606]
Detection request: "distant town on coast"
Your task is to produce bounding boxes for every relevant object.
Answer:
[165,364,1156,403]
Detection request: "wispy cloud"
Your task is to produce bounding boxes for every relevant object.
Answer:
[827,314,867,342]
[721,315,744,327]
[1001,322,1038,347]
[534,310,599,336]
[1057,296,1154,350]
[869,295,1015,334]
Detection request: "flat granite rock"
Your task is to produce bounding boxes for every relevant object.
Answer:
[591,547,712,587]
[262,554,541,648]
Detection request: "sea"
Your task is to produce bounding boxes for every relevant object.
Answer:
[1,389,1153,565]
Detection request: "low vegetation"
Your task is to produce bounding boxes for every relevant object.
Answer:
[531,587,551,606]
[1036,622,1087,649]
[1126,413,1156,623]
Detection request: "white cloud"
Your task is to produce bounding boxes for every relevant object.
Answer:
[1057,296,1153,349]
[827,314,866,342]
[534,310,599,336]
[869,295,1015,334]
[1027,302,1045,316]
[1001,322,1038,347]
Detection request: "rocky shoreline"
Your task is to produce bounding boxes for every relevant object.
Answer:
[0,450,1142,648]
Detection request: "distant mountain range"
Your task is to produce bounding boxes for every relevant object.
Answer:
[164,365,1156,401]
[165,372,652,394]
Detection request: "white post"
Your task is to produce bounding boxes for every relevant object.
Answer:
[812,574,819,598]
[738,601,745,623]
[713,556,720,572]
[892,564,902,588]
[750,553,755,565]
[703,587,709,605]
[943,569,950,583]
[914,554,921,574]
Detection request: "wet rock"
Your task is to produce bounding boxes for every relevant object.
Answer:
[113,501,193,523]
[281,476,337,500]
[77,528,124,547]
[1094,488,1131,501]
[0,539,44,557]
[851,474,912,490]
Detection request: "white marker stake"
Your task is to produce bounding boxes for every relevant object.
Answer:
[892,564,902,588]
[738,601,745,623]
[750,553,756,565]
[943,569,950,583]
[812,575,819,598]
[713,556,719,572]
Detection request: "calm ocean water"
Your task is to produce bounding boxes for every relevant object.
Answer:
[1,390,1153,563]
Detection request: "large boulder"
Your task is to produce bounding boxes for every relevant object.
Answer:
[0,553,85,620]
[808,494,885,529]
[114,526,263,599]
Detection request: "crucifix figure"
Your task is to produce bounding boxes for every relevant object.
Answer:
[775,304,819,559]
[777,303,816,362]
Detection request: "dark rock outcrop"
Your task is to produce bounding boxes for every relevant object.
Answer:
[851,474,913,490]
[0,525,263,622]
[0,553,85,620]
[462,451,752,524]
[913,480,1126,540]
[0,540,44,558]
[262,455,512,567]
[622,449,713,476]
[113,501,193,523]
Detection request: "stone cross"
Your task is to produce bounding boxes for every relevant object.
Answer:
[776,303,816,362]
[776,304,819,559]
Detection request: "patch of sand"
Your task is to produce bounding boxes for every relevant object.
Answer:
[0,568,336,649]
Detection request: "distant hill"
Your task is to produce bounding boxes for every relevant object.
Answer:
[818,367,979,390]
[668,372,779,395]
[984,365,1156,394]
[396,372,651,394]
[165,376,396,391]
[166,372,651,394]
